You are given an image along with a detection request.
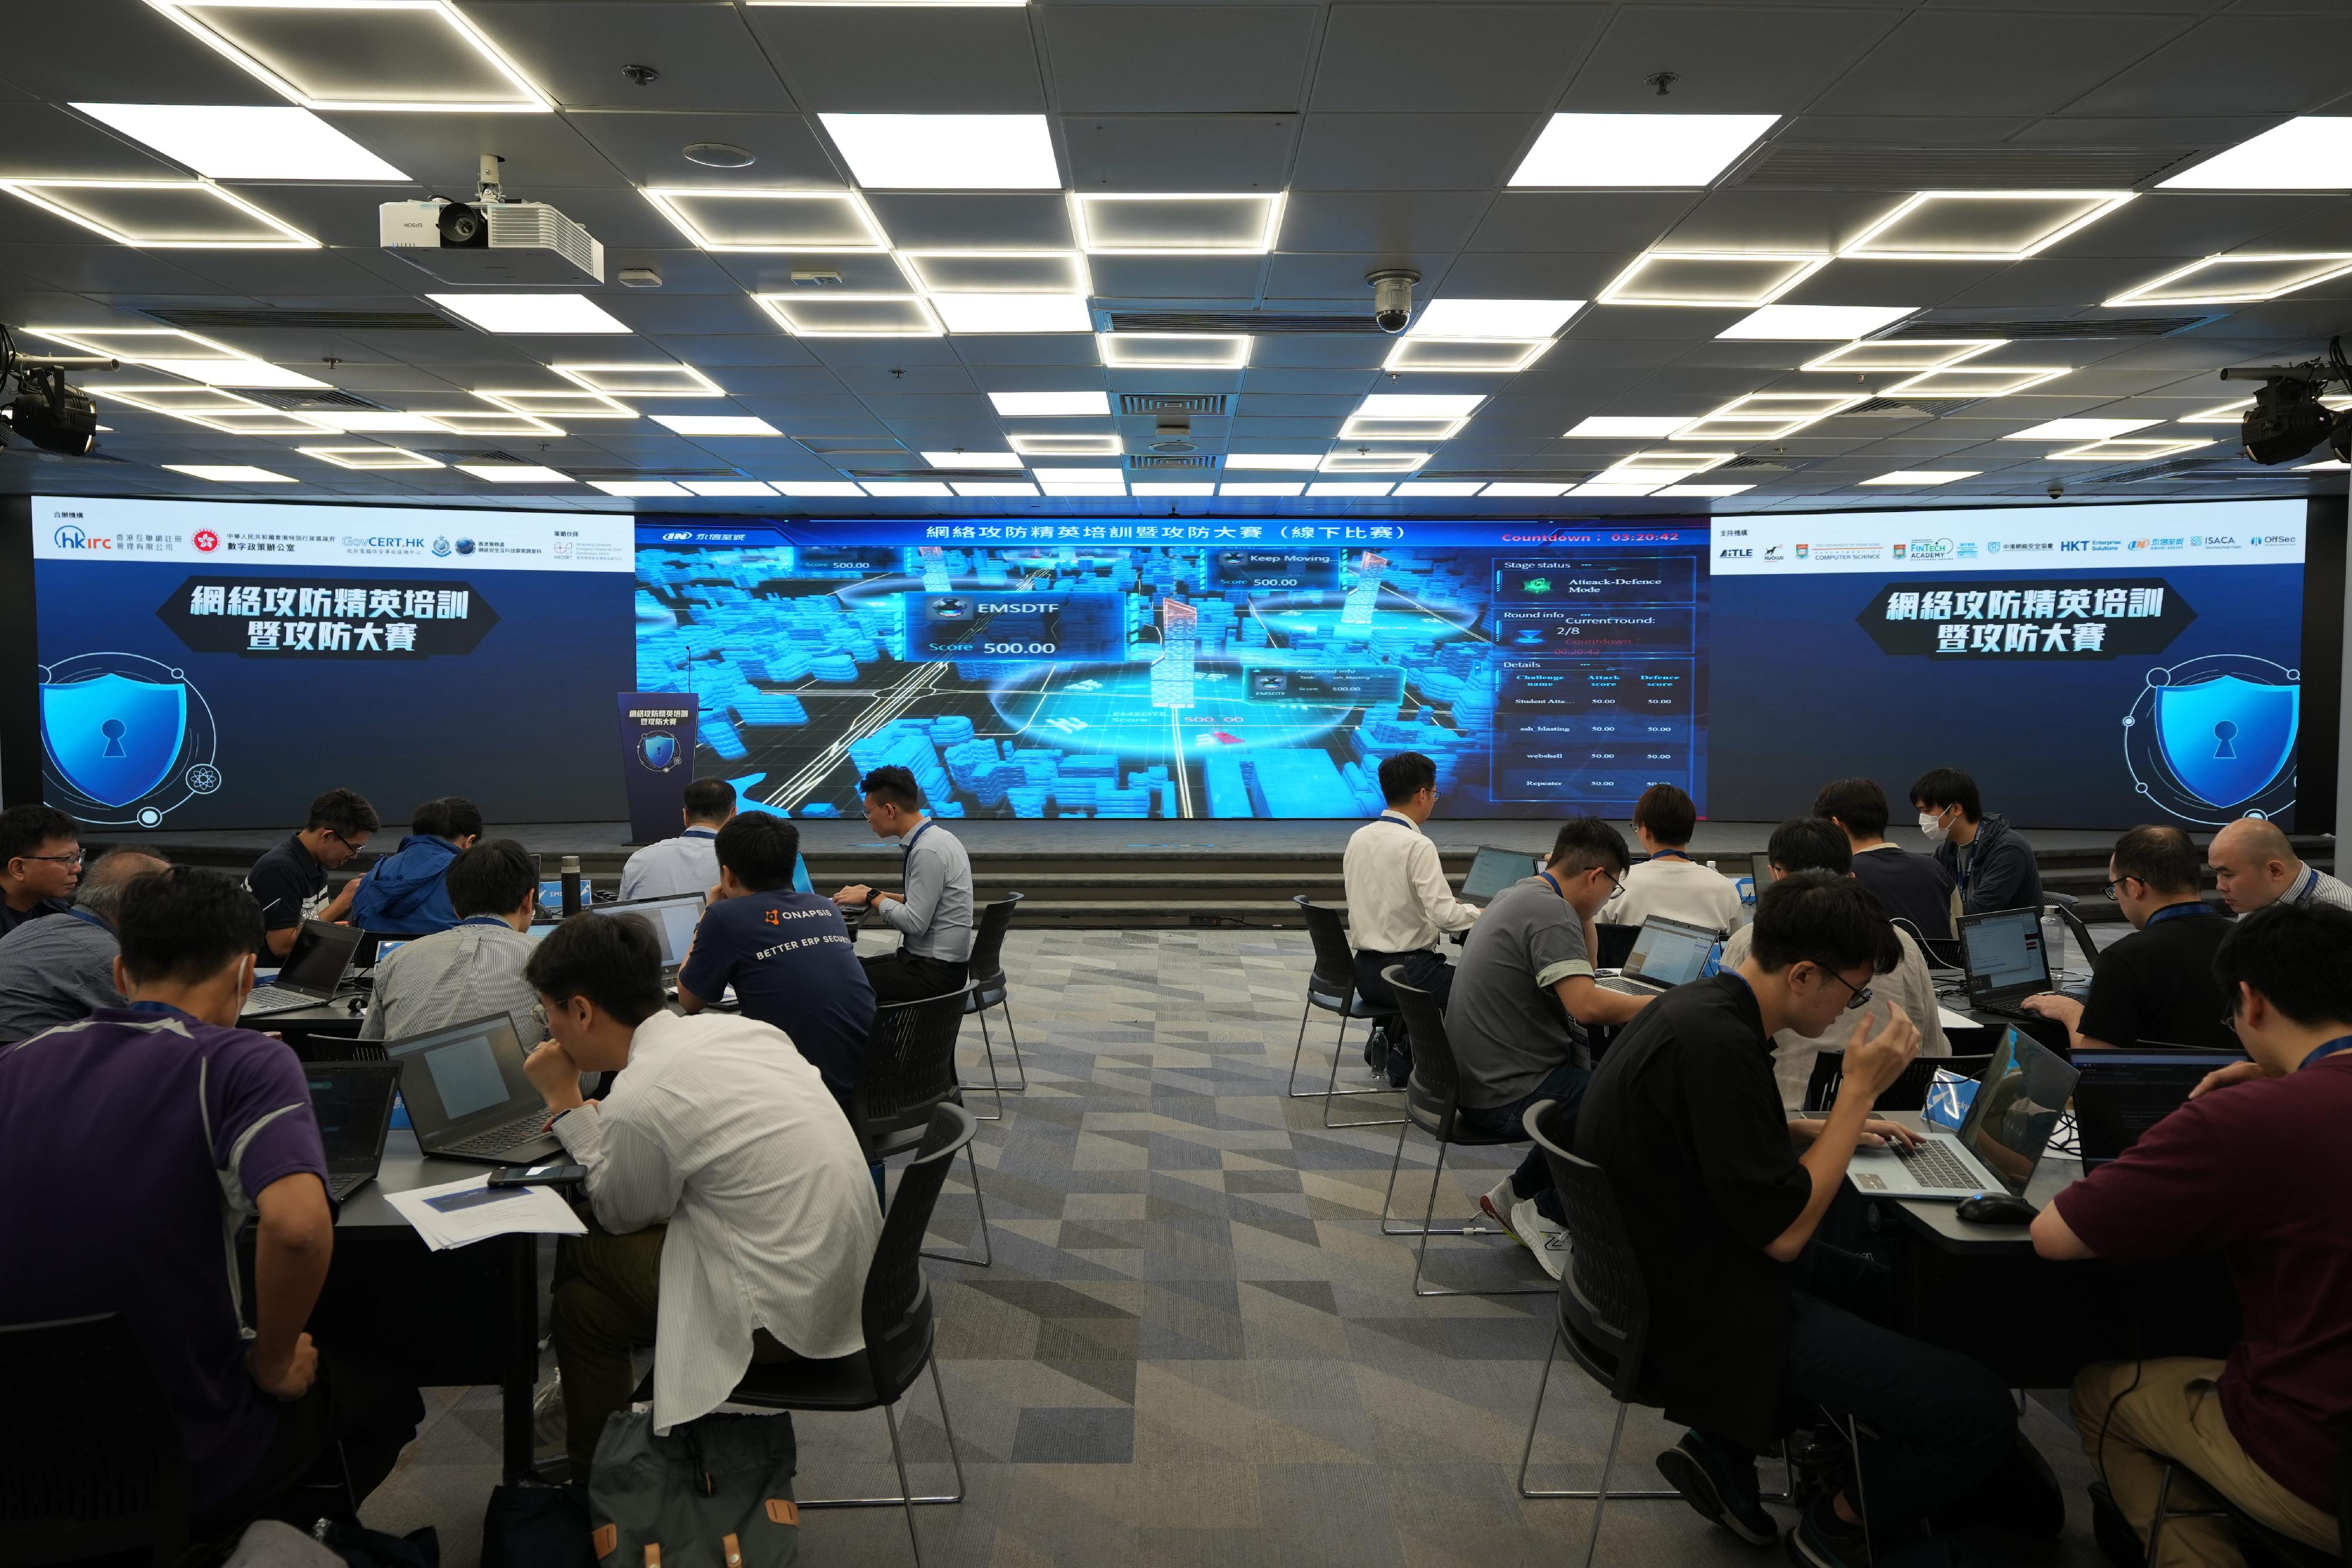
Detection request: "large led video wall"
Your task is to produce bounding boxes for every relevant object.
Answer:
[29,494,2311,833]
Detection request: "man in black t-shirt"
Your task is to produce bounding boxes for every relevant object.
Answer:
[1814,777,1957,947]
[244,788,377,959]
[678,813,874,1109]
[2024,824,2234,1052]
[1576,872,2032,1566]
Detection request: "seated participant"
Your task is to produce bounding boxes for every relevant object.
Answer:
[1911,766,2043,917]
[1719,818,1949,1111]
[0,803,84,935]
[0,866,420,1530]
[0,847,168,1042]
[1604,783,1740,933]
[247,788,379,959]
[360,839,543,1048]
[2208,816,2352,915]
[679,814,874,1109]
[349,797,480,937]
[622,777,734,901]
[519,914,880,1475]
[1814,776,1957,944]
[2034,902,2352,1567]
[1343,753,1478,1082]
[1448,816,1649,1271]
[1578,872,2026,1564]
[2025,825,2234,1052]
[832,765,973,1004]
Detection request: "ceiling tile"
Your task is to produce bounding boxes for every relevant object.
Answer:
[862,193,1074,249]
[467,4,794,113]
[1808,11,2197,118]
[1062,115,1295,191]
[566,113,843,189]
[1045,7,1315,112]
[1277,191,1488,253]
[1088,255,1265,299]
[1464,192,1699,253]
[2063,17,2352,119]
[324,112,628,190]
[1560,5,1899,113]
[748,9,1045,112]
[1262,249,1462,297]
[1291,115,1534,192]
[1311,4,1606,112]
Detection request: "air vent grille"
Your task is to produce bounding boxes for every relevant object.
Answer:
[1104,311,1381,336]
[569,466,741,480]
[420,448,534,466]
[1875,314,2217,342]
[2092,457,2294,485]
[1845,396,1983,417]
[140,307,458,332]
[1718,454,1805,472]
[1121,393,1228,415]
[1126,454,1215,469]
[1733,144,2197,190]
[236,388,384,413]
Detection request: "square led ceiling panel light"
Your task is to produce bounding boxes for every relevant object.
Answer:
[165,464,294,482]
[143,0,550,111]
[457,464,571,483]
[2105,253,2352,306]
[652,414,780,436]
[1040,479,1126,494]
[898,250,1090,294]
[1673,391,1865,440]
[590,481,690,497]
[309,411,449,433]
[1321,450,1429,472]
[928,293,1091,333]
[1563,415,1685,438]
[1098,333,1250,369]
[429,293,628,333]
[0,178,315,247]
[861,480,954,496]
[1224,454,1322,470]
[71,103,408,179]
[1572,481,1662,496]
[1600,252,1828,308]
[950,481,1040,496]
[108,384,272,416]
[1802,339,2001,373]
[475,389,636,419]
[1840,191,2135,260]
[1608,449,1734,476]
[1132,482,1215,496]
[1384,337,1554,373]
[1218,480,1304,496]
[756,292,941,337]
[1009,432,1121,456]
[297,444,440,469]
[771,480,867,496]
[2049,436,2216,461]
[1881,365,2068,397]
[189,409,333,434]
[1357,393,1484,419]
[24,326,327,386]
[1339,416,1464,440]
[2003,417,2157,441]
[1307,481,1394,496]
[1860,470,1980,486]
[924,451,1024,468]
[553,364,723,397]
[1718,303,1916,339]
[1393,482,1486,497]
[1654,483,1753,497]
[2161,118,2352,189]
[1071,192,1284,254]
[672,481,773,497]
[818,113,1058,190]
[1482,482,1569,497]
[1409,299,1584,339]
[988,391,1111,417]
[1031,466,1120,481]
[420,409,560,436]
[641,189,886,252]
[1509,113,1778,188]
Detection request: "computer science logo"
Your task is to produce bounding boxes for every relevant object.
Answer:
[2123,652,2298,826]
[38,651,222,828]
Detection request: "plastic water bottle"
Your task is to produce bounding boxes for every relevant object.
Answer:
[2042,910,2067,978]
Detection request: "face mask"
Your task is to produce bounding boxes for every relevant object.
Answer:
[1918,810,1948,843]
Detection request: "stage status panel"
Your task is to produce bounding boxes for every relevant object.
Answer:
[634,518,1712,822]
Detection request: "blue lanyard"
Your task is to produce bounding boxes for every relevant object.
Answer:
[66,907,108,932]
[126,999,195,1022]
[1649,850,1690,863]
[2146,901,2218,927]
[458,915,512,930]
[681,827,716,841]
[2301,1037,2352,1071]
[1538,870,1562,898]
[2293,866,2321,907]
[901,821,933,860]
[1374,813,1418,831]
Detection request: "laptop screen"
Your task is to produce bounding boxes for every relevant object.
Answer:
[1960,908,2050,1001]
[1953,1027,2082,1193]
[279,920,362,996]
[1750,851,1774,889]
[386,1013,536,1134]
[1460,847,1536,904]
[593,895,704,967]
[2073,1052,2244,1162]
[305,1064,398,1164]
[1623,917,1718,988]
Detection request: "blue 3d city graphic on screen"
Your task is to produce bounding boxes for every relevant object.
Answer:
[31,495,2310,832]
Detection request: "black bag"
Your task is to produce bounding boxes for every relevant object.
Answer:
[590,1411,800,1568]
[316,1520,439,1568]
[482,1481,596,1568]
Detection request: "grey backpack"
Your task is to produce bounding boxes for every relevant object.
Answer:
[589,1410,800,1568]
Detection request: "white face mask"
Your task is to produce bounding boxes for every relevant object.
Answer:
[1918,809,1949,843]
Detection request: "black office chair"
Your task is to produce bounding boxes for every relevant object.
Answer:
[2135,1423,2352,1567]
[1284,896,1403,1129]
[1802,1051,1994,1115]
[959,892,1028,1120]
[645,1105,974,1568]
[1593,922,1641,971]
[854,988,991,1268]
[1378,966,1548,1298]
[0,1314,190,1568]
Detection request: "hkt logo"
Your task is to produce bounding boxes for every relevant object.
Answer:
[192,529,220,553]
[51,525,109,550]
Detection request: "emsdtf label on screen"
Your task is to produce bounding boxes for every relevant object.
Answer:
[908,592,1124,661]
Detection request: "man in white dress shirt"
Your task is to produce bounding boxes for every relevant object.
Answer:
[1604,783,1742,935]
[1342,753,1480,1084]
[2208,817,2352,916]
[617,777,737,901]
[520,910,880,1473]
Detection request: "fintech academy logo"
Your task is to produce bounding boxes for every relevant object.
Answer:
[38,652,222,828]
[2124,653,2299,825]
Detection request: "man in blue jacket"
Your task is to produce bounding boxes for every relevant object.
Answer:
[1910,767,2043,918]
[350,797,482,935]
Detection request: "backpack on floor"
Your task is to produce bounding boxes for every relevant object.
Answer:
[589,1410,800,1568]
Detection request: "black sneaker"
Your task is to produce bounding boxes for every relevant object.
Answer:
[1784,1495,1869,1568]
[1656,1430,1779,1548]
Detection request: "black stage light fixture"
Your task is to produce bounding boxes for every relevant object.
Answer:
[8,365,99,456]
[2330,407,2352,467]
[2240,376,2331,464]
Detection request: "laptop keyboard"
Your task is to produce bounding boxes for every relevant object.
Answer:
[1598,977,1660,996]
[243,985,325,1015]
[1892,1139,1982,1190]
[1970,997,2043,1023]
[327,1171,373,1202]
[439,1112,555,1159]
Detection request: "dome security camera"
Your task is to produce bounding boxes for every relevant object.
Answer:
[2047,480,2065,500]
[1367,269,1420,335]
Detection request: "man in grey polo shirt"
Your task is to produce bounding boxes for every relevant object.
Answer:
[0,847,169,1042]
[619,777,736,901]
[360,839,544,1048]
[833,764,973,1004]
[1446,816,1653,1273]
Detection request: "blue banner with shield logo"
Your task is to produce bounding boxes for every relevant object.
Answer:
[617,693,697,845]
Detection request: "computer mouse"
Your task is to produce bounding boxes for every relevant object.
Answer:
[1954,1194,2039,1226]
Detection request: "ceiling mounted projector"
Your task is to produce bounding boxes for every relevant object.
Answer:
[2224,337,2351,466]
[381,155,604,286]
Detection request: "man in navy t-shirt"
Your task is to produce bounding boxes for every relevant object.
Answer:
[0,865,420,1529]
[679,813,875,1107]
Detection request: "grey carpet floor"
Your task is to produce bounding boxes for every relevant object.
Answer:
[359,927,2120,1567]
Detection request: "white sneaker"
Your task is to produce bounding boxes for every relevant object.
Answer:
[1512,1196,1569,1281]
[1480,1176,1518,1237]
[1536,1228,1571,1282]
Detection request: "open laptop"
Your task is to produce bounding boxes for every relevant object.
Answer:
[375,923,556,967]
[386,1012,564,1165]
[2074,1051,2244,1169]
[305,1061,400,1201]
[244,920,366,1017]
[1750,851,1775,889]
[1598,914,1720,996]
[1956,907,2053,1021]
[1847,1027,2081,1199]
[1459,846,1542,907]
[592,894,706,983]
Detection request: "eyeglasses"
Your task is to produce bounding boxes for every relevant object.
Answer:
[19,851,85,867]
[1820,967,1874,1011]
[2100,875,2142,900]
[2220,1007,2240,1037]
